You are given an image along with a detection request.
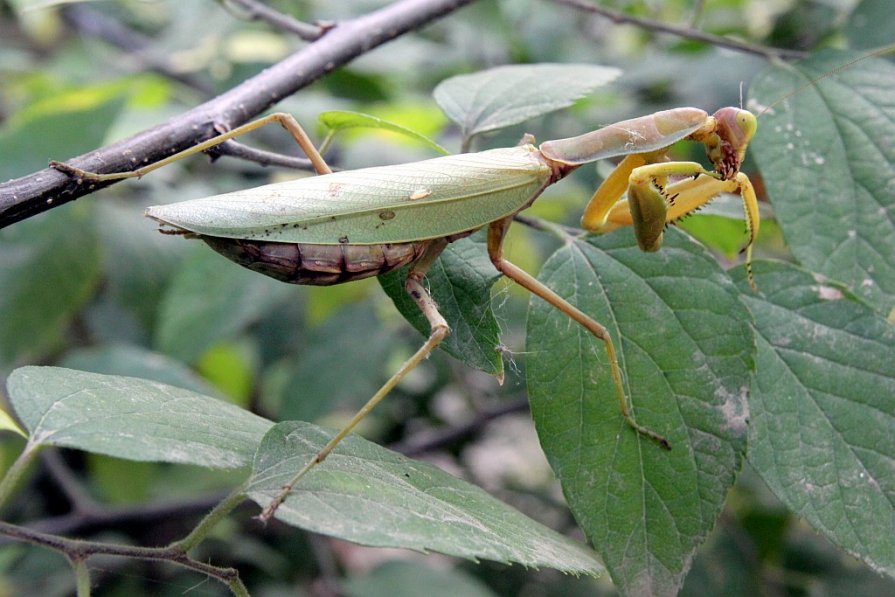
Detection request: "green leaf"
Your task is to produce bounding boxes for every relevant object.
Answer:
[60,344,223,397]
[0,206,102,365]
[734,261,895,577]
[245,421,604,575]
[749,50,895,315]
[845,1,895,50]
[7,367,273,468]
[155,247,294,363]
[433,64,620,138]
[379,235,504,377]
[319,110,450,155]
[527,228,753,596]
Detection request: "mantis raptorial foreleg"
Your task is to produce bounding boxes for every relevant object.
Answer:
[486,217,671,450]
[580,152,655,232]
[580,154,761,288]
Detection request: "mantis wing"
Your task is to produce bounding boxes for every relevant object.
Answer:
[146,147,552,245]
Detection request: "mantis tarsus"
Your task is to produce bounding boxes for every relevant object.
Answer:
[52,97,760,522]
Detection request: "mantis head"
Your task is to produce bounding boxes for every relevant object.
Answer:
[708,107,757,180]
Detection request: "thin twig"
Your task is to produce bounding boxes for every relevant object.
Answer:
[171,488,247,553]
[552,0,806,61]
[513,213,583,242]
[222,0,331,40]
[216,140,318,171]
[0,521,248,594]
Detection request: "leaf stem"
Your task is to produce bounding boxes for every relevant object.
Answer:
[71,557,92,597]
[0,441,41,513]
[171,486,248,553]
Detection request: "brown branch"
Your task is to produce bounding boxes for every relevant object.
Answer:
[0,0,477,229]
[551,0,806,61]
[215,139,318,171]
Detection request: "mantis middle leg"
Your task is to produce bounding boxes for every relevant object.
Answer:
[258,239,452,522]
[486,217,672,450]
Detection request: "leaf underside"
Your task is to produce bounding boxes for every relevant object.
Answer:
[245,421,604,575]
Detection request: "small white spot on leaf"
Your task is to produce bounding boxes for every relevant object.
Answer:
[717,385,749,435]
[817,285,843,301]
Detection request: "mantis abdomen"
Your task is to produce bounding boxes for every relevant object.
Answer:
[201,236,429,286]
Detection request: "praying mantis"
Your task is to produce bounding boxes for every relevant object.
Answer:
[51,98,760,521]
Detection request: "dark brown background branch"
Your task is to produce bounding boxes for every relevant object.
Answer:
[552,0,807,60]
[0,0,476,229]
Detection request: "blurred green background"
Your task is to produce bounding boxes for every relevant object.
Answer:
[1,0,894,595]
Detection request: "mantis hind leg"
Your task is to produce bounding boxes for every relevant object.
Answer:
[51,112,332,181]
[486,218,671,450]
[258,239,451,522]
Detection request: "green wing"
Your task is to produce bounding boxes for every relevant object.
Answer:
[146,146,552,245]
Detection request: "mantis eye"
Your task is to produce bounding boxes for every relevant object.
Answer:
[738,111,758,141]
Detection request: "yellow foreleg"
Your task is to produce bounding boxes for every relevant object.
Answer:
[580,153,650,232]
[600,165,760,288]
